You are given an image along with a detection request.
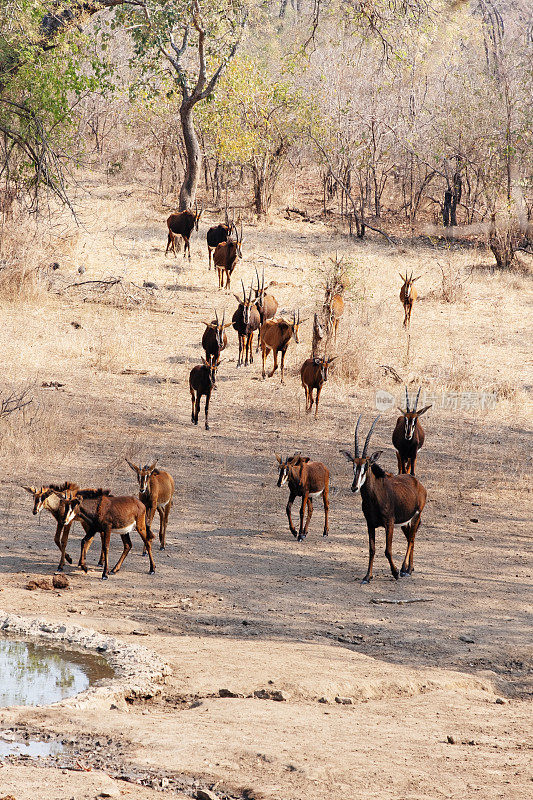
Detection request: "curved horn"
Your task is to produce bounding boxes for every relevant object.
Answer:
[405,385,410,413]
[362,415,381,458]
[414,386,421,411]
[241,278,246,302]
[255,266,260,292]
[248,282,254,303]
[262,267,265,292]
[354,413,362,458]
[215,308,219,325]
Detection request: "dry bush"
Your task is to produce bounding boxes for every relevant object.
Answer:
[0,218,52,301]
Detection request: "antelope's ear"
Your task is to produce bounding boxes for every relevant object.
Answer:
[233,293,242,303]
[275,453,282,464]
[413,275,422,281]
[339,449,354,463]
[202,320,215,328]
[201,357,209,366]
[397,407,407,415]
[223,322,232,328]
[22,485,36,495]
[148,462,157,472]
[399,273,405,281]
[51,489,68,499]
[327,356,338,363]
[126,459,139,473]
[369,450,383,464]
[416,405,432,416]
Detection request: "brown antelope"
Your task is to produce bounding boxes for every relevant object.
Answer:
[189,355,220,430]
[165,202,203,259]
[341,415,427,583]
[206,210,233,269]
[311,313,324,358]
[276,453,330,541]
[22,483,108,572]
[126,461,175,551]
[253,268,278,352]
[392,387,431,476]
[201,310,231,365]
[300,357,337,418]
[260,311,303,383]
[399,272,420,328]
[323,280,344,343]
[232,280,261,367]
[214,222,243,289]
[57,490,154,580]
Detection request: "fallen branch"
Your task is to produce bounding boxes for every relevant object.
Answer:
[380,365,403,384]
[370,597,434,605]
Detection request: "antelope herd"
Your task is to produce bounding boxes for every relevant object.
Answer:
[24,208,434,585]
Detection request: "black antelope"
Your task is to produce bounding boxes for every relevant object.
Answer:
[23,483,108,572]
[165,202,203,259]
[232,280,261,367]
[341,415,427,583]
[260,311,303,383]
[323,282,344,342]
[276,453,330,541]
[399,272,420,328]
[392,387,431,476]
[300,356,336,418]
[55,490,154,580]
[206,212,233,269]
[214,222,243,289]
[189,356,220,430]
[126,461,175,551]
[202,310,231,364]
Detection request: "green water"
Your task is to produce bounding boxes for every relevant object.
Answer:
[0,638,114,706]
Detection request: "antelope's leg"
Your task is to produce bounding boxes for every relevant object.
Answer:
[208,247,212,269]
[184,237,190,260]
[280,349,286,383]
[298,492,309,540]
[204,390,211,430]
[411,452,417,476]
[262,345,270,379]
[54,520,63,552]
[323,481,329,537]
[269,349,279,378]
[101,527,111,580]
[401,512,421,575]
[194,392,200,425]
[161,499,172,550]
[143,502,156,555]
[165,232,172,255]
[304,384,310,412]
[384,521,399,580]
[396,451,402,474]
[137,513,155,574]
[248,332,254,364]
[111,533,132,574]
[286,491,297,537]
[362,523,376,583]
[299,497,313,540]
[57,521,73,571]
[315,385,322,418]
[237,335,242,367]
[78,531,95,573]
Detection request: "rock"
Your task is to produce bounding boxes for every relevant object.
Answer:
[78,265,86,274]
[253,689,287,702]
[470,518,479,523]
[318,697,329,704]
[143,281,159,289]
[447,735,455,744]
[459,635,475,643]
[218,688,242,698]
[334,696,353,705]
[71,321,82,329]
[52,574,70,589]
[196,790,219,800]
[495,697,508,705]
[26,578,53,591]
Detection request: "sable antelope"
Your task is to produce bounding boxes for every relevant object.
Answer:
[276,453,330,541]
[202,310,231,365]
[57,490,154,580]
[214,222,243,289]
[311,313,324,358]
[189,355,220,430]
[392,387,431,476]
[126,461,175,551]
[323,281,344,343]
[253,268,278,325]
[22,483,108,572]
[341,415,427,583]
[260,311,303,384]
[206,210,233,269]
[232,280,261,367]
[399,272,421,328]
[165,202,203,259]
[300,356,337,418]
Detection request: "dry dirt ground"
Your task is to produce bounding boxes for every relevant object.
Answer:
[0,177,531,800]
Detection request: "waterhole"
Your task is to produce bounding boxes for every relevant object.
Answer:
[0,638,114,707]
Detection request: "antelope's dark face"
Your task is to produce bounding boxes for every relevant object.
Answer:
[203,357,219,387]
[398,404,432,440]
[275,455,294,487]
[23,486,49,515]
[62,496,81,526]
[138,464,156,493]
[341,451,383,493]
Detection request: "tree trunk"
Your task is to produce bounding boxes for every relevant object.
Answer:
[178,100,201,211]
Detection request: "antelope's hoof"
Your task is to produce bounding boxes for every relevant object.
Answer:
[142,550,147,556]
[55,567,63,574]
[159,545,165,551]
[400,569,412,577]
[81,565,88,573]
[65,554,72,564]
[361,576,372,584]
[205,423,210,430]
[102,575,109,581]
[297,534,306,542]
[213,385,218,391]
[110,568,118,575]
[323,532,329,537]
[392,570,400,580]
[149,569,155,575]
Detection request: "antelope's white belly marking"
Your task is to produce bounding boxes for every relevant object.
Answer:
[112,523,136,535]
[157,500,169,511]
[309,490,324,500]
